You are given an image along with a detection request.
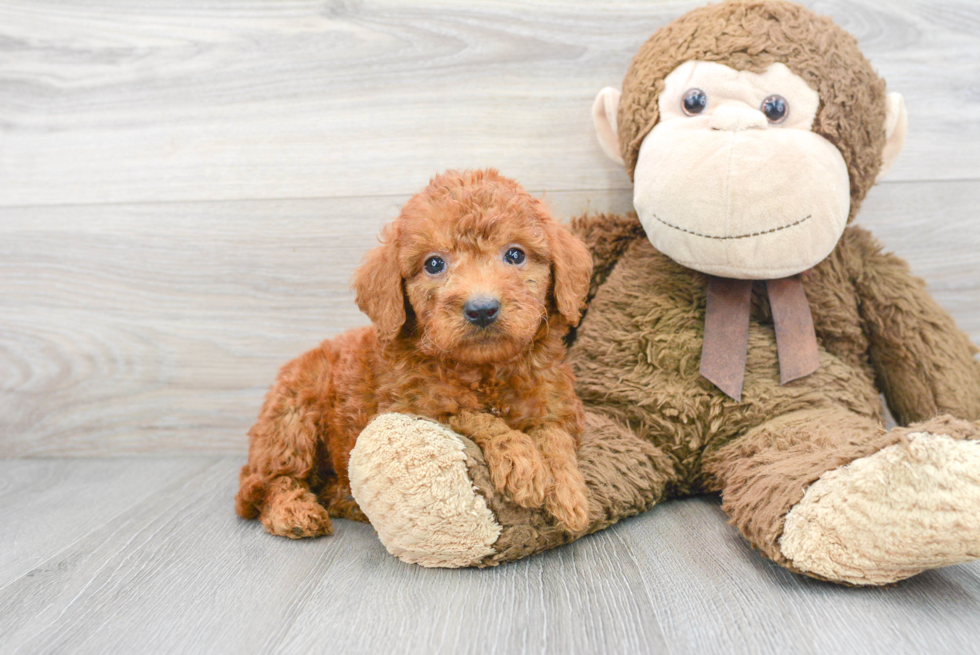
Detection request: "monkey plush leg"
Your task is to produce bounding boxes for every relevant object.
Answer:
[703,409,980,585]
[349,411,675,567]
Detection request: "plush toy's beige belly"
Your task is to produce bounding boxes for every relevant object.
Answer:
[569,238,882,490]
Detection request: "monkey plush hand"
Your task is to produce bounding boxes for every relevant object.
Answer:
[348,0,980,585]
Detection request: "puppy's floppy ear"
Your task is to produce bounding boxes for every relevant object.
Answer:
[545,214,593,327]
[352,228,406,343]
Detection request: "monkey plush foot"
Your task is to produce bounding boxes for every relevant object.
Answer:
[780,432,980,585]
[348,413,502,568]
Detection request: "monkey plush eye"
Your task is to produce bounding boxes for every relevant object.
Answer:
[504,247,525,265]
[682,88,707,116]
[424,255,446,275]
[761,94,789,123]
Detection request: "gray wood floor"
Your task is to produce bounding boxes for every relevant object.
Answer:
[3,1,980,653]
[2,457,979,655]
[2,0,980,457]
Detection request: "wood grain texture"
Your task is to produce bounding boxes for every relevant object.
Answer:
[1,0,978,458]
[2,3,979,653]
[1,457,978,655]
[0,189,633,457]
[0,458,205,583]
[0,0,979,207]
[1,181,977,457]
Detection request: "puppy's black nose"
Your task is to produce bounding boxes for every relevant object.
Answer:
[463,297,500,328]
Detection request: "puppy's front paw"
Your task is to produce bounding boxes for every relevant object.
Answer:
[261,495,334,539]
[546,466,590,533]
[486,433,550,509]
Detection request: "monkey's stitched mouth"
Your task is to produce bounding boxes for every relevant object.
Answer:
[654,214,812,240]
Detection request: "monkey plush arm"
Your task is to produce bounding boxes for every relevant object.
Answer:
[844,226,980,424]
[569,212,645,302]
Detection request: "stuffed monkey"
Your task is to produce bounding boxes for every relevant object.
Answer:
[347,0,980,585]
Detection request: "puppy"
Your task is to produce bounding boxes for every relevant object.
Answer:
[235,169,594,538]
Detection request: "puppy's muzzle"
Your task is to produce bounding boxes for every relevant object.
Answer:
[463,297,500,328]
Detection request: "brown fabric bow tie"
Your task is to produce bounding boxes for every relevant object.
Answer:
[700,275,820,401]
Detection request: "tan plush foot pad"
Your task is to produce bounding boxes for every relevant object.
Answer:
[348,413,502,568]
[781,433,980,585]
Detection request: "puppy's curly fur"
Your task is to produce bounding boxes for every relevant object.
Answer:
[235,170,594,538]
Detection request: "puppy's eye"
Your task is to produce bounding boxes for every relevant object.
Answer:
[682,88,707,116]
[424,256,446,275]
[761,94,788,123]
[503,247,525,265]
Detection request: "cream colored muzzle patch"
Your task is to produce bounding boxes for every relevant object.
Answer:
[780,433,980,585]
[634,125,849,278]
[631,61,851,279]
[349,413,502,568]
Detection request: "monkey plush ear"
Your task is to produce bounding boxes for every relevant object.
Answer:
[352,237,407,344]
[877,92,908,182]
[547,219,594,327]
[592,87,626,166]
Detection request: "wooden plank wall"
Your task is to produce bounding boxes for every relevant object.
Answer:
[2,0,979,457]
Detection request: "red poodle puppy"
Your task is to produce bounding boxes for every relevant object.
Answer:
[235,169,594,538]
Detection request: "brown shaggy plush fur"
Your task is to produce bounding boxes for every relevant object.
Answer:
[235,169,595,537]
[469,213,980,568]
[399,2,980,574]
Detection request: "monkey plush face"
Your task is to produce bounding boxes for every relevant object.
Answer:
[631,60,850,278]
[592,0,908,280]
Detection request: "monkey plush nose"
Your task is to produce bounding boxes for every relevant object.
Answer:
[709,105,768,131]
[463,297,501,328]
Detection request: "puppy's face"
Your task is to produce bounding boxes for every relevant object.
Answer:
[354,170,592,365]
[401,207,552,364]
